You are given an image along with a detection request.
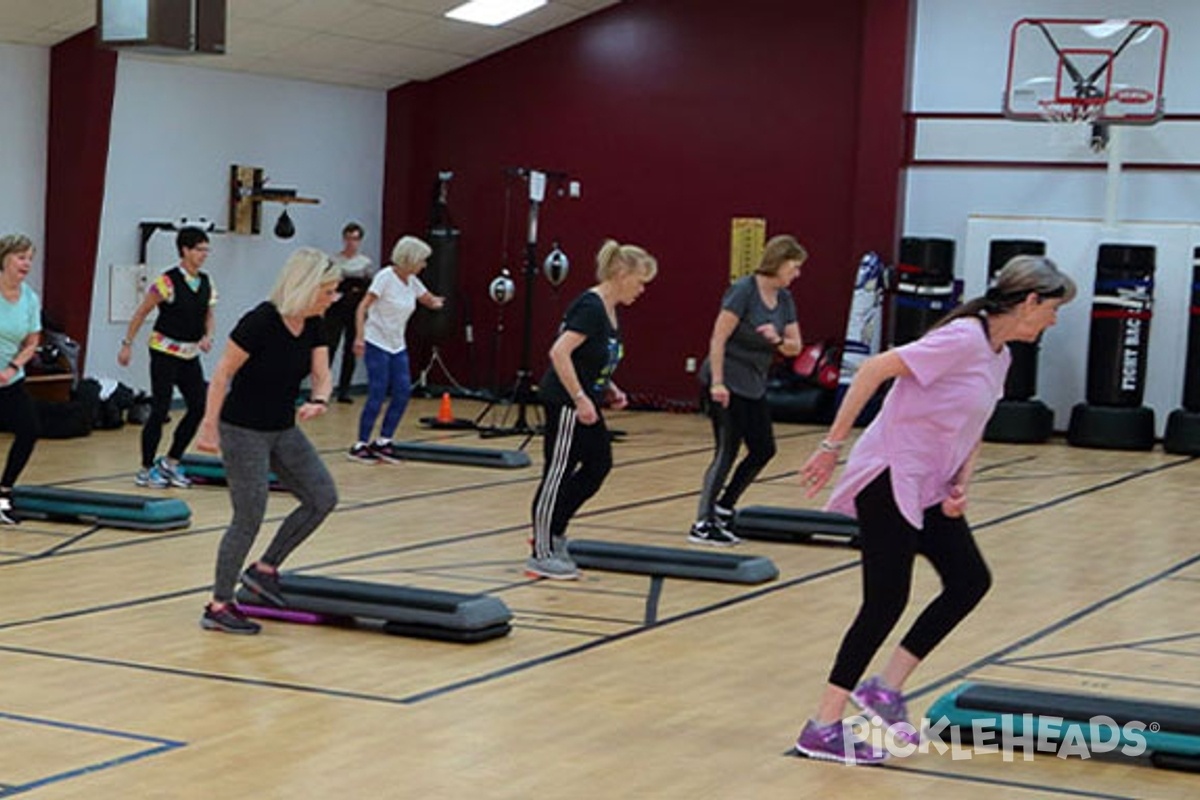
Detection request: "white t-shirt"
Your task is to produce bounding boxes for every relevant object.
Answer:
[336,253,372,279]
[363,268,427,354]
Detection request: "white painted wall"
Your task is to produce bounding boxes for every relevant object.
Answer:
[0,43,49,293]
[89,55,387,390]
[905,1,1200,425]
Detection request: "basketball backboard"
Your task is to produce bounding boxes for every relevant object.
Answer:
[1004,18,1168,124]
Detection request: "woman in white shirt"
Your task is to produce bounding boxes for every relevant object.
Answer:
[349,235,444,463]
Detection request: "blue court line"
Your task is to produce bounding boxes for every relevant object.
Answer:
[0,710,183,797]
[987,662,1200,693]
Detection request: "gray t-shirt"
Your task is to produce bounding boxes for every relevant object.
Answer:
[700,275,798,399]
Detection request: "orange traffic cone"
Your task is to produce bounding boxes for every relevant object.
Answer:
[436,392,454,425]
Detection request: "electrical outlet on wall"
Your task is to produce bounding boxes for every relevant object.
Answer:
[685,357,697,373]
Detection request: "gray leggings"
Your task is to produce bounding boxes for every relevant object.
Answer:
[213,422,338,602]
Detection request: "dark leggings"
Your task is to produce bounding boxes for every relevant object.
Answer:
[827,470,992,691]
[142,350,207,468]
[695,391,776,520]
[0,380,38,487]
[530,403,612,558]
[324,300,358,397]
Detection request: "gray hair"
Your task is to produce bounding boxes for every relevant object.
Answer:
[269,247,341,316]
[0,234,34,270]
[391,235,432,268]
[935,255,1076,330]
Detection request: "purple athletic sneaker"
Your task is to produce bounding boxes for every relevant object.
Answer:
[851,676,920,747]
[794,719,887,765]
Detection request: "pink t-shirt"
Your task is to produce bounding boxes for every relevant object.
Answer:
[825,317,1010,528]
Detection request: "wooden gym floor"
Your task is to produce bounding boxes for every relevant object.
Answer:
[0,397,1196,799]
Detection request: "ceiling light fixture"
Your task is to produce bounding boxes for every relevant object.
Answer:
[445,0,547,27]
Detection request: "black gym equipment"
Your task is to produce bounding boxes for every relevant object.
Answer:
[927,682,1200,772]
[891,237,957,347]
[235,573,512,643]
[984,239,1056,443]
[387,441,530,469]
[179,454,285,490]
[1164,250,1200,454]
[1068,244,1157,450]
[12,485,191,531]
[733,506,860,547]
[566,539,778,584]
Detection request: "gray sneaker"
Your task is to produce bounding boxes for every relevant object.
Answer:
[551,536,573,561]
[525,555,580,580]
[155,457,191,488]
[135,466,170,489]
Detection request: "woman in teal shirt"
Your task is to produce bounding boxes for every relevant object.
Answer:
[0,234,43,524]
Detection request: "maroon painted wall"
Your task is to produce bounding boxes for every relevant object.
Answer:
[43,29,117,360]
[385,0,911,400]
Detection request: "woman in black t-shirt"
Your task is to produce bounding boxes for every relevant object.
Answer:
[527,239,658,580]
[194,248,341,634]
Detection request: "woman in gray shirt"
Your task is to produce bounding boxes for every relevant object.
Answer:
[691,235,806,545]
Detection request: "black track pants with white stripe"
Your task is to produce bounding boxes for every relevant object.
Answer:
[530,403,612,558]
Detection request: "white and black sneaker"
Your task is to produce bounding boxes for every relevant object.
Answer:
[0,492,15,525]
[688,519,740,547]
[347,442,380,464]
[714,504,736,530]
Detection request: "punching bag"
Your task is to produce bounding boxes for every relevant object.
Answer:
[1185,253,1200,412]
[413,227,460,343]
[1086,244,1155,408]
[892,237,956,346]
[989,240,1046,401]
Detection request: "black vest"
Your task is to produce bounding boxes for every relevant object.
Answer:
[153,267,211,343]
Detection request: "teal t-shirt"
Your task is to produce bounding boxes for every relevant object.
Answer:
[0,283,42,381]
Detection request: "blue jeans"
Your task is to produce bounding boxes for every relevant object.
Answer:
[357,342,411,443]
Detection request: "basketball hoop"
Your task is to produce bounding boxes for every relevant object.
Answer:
[1037,98,1110,152]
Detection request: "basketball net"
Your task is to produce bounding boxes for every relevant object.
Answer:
[1040,99,1109,153]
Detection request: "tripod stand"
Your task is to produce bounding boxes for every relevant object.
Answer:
[477,169,562,447]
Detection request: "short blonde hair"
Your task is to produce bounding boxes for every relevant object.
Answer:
[0,234,34,271]
[269,247,341,316]
[596,239,658,282]
[391,235,432,268]
[756,235,807,276]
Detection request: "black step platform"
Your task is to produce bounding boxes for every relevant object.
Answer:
[733,506,860,547]
[12,485,191,531]
[566,539,778,584]
[235,573,512,643]
[178,454,284,490]
[391,441,531,469]
[927,682,1200,770]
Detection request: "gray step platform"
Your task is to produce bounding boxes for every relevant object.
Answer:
[927,682,1200,771]
[734,505,860,547]
[566,539,778,584]
[178,454,284,490]
[12,485,191,531]
[235,573,512,643]
[391,441,530,469]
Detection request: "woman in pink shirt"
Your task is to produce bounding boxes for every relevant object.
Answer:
[793,255,1076,765]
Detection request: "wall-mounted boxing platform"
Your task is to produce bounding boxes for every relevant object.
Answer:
[235,573,512,643]
[927,682,1200,772]
[733,506,860,547]
[12,485,191,531]
[179,454,285,490]
[567,540,778,584]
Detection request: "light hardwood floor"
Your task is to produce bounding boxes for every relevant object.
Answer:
[0,397,1196,798]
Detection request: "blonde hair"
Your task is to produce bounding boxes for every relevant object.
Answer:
[0,234,34,271]
[596,239,658,282]
[934,255,1077,330]
[269,247,341,316]
[391,235,432,268]
[756,235,807,276]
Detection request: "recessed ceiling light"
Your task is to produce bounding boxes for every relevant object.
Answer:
[445,0,548,27]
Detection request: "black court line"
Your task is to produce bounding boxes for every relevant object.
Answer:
[907,547,1200,702]
[995,632,1200,666]
[1169,575,1200,584]
[504,608,640,626]
[34,526,103,559]
[510,622,603,638]
[873,762,1136,800]
[1132,646,1200,661]
[987,662,1200,693]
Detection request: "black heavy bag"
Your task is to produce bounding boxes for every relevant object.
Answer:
[989,239,1046,401]
[892,237,956,346]
[1086,244,1155,408]
[1185,252,1200,412]
[412,227,460,343]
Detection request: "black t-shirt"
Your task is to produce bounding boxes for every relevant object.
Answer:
[539,290,622,406]
[220,302,327,431]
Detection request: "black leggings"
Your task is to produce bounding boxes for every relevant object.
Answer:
[827,470,992,691]
[695,391,776,520]
[0,380,38,487]
[142,350,207,468]
[530,403,612,558]
[324,299,359,397]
